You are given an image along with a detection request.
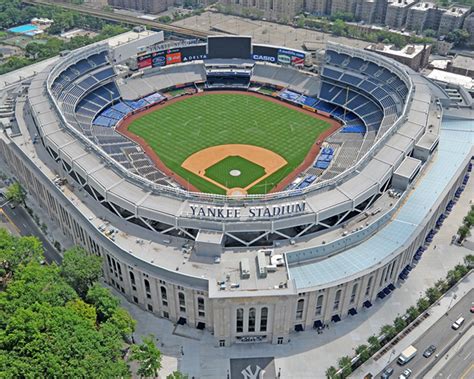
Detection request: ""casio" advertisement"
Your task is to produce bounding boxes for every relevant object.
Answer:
[252,54,276,63]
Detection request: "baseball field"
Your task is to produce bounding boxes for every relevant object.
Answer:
[123,92,335,195]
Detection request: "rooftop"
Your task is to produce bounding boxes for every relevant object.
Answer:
[366,44,427,58]
[427,69,474,90]
[451,54,474,72]
[444,6,471,17]
[388,0,417,8]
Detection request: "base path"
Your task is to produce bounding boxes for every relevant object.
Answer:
[181,144,287,195]
[116,90,341,195]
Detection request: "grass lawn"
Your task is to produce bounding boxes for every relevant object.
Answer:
[205,156,266,189]
[127,93,331,194]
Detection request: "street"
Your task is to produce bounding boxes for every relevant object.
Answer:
[434,335,474,379]
[1,203,62,264]
[376,289,474,379]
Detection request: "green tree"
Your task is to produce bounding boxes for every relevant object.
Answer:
[5,182,26,207]
[130,335,162,378]
[367,335,381,354]
[86,282,120,323]
[464,254,474,269]
[394,316,407,333]
[406,306,420,322]
[338,355,352,377]
[332,19,347,36]
[380,324,397,340]
[167,371,189,379]
[0,257,130,378]
[425,286,442,304]
[458,225,471,241]
[424,29,437,38]
[0,229,43,278]
[60,246,102,298]
[417,297,430,312]
[355,344,371,362]
[109,307,136,340]
[326,366,338,379]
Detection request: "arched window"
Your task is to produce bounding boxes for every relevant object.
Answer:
[178,292,186,312]
[129,271,135,285]
[248,308,256,332]
[296,299,305,320]
[144,279,150,293]
[236,308,244,333]
[260,307,268,332]
[197,297,205,317]
[315,295,324,316]
[350,283,358,304]
[365,276,373,296]
[160,286,168,307]
[333,289,342,310]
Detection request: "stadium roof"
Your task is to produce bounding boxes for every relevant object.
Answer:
[289,117,473,290]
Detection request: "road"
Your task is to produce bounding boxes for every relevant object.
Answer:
[376,289,474,379]
[1,203,62,264]
[434,335,474,379]
[22,0,215,39]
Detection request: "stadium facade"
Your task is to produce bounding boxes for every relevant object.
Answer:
[1,35,472,347]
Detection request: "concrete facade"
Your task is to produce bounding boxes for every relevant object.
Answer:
[385,0,416,29]
[405,2,444,33]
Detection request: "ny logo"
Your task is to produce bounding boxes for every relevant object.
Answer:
[241,365,265,379]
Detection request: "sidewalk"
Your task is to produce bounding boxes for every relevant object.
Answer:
[350,273,474,378]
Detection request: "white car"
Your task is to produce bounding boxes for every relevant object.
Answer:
[399,368,412,379]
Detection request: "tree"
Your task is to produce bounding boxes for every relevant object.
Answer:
[326,366,338,379]
[86,282,120,323]
[0,229,43,278]
[380,324,396,340]
[367,335,381,354]
[60,246,102,298]
[355,344,371,362]
[406,306,420,322]
[424,29,437,38]
[0,258,131,378]
[464,254,474,269]
[332,19,347,37]
[417,297,430,312]
[130,335,162,378]
[394,316,407,333]
[5,182,26,206]
[109,307,136,340]
[167,371,189,379]
[425,286,442,304]
[338,355,352,377]
[458,225,471,241]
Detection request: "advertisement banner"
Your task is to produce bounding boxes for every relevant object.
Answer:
[137,53,152,69]
[181,45,207,62]
[277,48,306,66]
[252,45,278,63]
[166,51,182,65]
[151,51,166,67]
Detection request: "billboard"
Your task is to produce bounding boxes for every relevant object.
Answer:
[251,45,277,63]
[137,53,152,69]
[207,36,252,59]
[166,51,181,65]
[151,51,166,67]
[180,44,207,62]
[277,48,306,66]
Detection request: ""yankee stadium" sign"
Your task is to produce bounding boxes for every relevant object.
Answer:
[186,201,306,219]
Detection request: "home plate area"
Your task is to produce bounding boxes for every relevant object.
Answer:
[230,357,276,379]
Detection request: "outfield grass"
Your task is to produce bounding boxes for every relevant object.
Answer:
[205,156,265,189]
[127,93,331,194]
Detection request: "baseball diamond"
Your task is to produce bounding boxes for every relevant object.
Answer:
[120,92,334,194]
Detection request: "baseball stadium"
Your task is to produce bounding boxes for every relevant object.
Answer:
[1,30,472,351]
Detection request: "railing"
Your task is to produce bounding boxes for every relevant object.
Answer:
[44,41,414,205]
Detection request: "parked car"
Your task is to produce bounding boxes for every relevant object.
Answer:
[470,303,474,313]
[399,368,412,379]
[423,345,436,358]
[381,367,394,378]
